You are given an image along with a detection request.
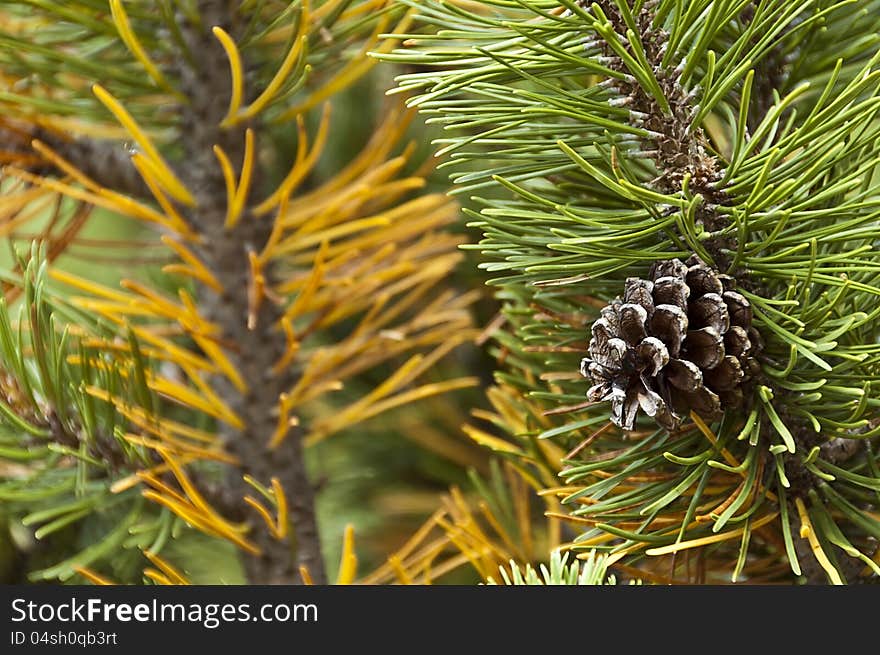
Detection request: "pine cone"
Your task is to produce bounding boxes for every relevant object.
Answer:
[580,255,762,430]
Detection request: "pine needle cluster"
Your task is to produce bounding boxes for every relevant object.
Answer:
[387,0,880,584]
[0,0,478,585]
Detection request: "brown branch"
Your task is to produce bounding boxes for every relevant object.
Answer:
[173,0,326,585]
[0,122,150,200]
[34,129,152,200]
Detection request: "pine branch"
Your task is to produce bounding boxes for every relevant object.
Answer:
[173,0,325,585]
[0,0,478,586]
[387,0,880,584]
[35,130,152,200]
[586,1,721,197]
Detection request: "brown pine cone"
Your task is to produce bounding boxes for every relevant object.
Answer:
[580,255,763,430]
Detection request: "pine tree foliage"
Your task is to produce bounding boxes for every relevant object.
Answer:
[486,549,623,585]
[0,0,479,585]
[360,459,564,584]
[386,0,880,583]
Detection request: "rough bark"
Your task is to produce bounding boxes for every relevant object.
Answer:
[173,0,325,585]
[36,130,152,200]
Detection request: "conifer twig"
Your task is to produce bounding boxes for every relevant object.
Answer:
[174,0,326,585]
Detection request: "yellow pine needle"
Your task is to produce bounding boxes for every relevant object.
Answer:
[92,84,195,206]
[79,320,215,372]
[316,106,412,194]
[282,370,341,410]
[349,292,392,339]
[255,102,331,216]
[276,114,404,223]
[477,501,520,561]
[271,477,289,539]
[417,550,471,585]
[126,330,215,372]
[29,139,105,192]
[306,378,478,445]
[38,116,129,140]
[461,425,524,455]
[278,154,416,232]
[644,511,779,556]
[243,496,281,538]
[238,1,310,121]
[149,375,243,428]
[111,472,150,494]
[48,269,136,303]
[66,299,158,321]
[213,26,245,127]
[268,392,299,449]
[190,334,247,393]
[213,144,237,224]
[120,279,189,321]
[283,215,396,253]
[277,195,452,260]
[312,0,349,21]
[338,0,388,21]
[299,566,314,585]
[162,265,218,291]
[74,567,115,585]
[247,250,265,329]
[242,477,288,539]
[138,471,191,507]
[130,153,200,240]
[287,320,469,413]
[227,128,255,228]
[697,480,745,523]
[177,362,244,425]
[117,463,197,498]
[0,188,51,234]
[277,242,391,295]
[123,433,237,465]
[261,186,291,261]
[690,411,778,502]
[690,411,742,470]
[282,255,420,326]
[362,536,449,585]
[161,235,223,292]
[143,570,175,585]
[321,352,426,413]
[388,555,413,585]
[101,413,217,480]
[242,474,272,499]
[280,351,330,408]
[390,510,445,562]
[435,518,494,581]
[159,448,251,536]
[272,316,301,376]
[110,0,179,95]
[143,490,260,555]
[336,524,358,585]
[281,240,328,322]
[396,416,487,473]
[6,166,172,227]
[278,10,411,120]
[279,170,357,235]
[135,415,218,445]
[143,550,191,585]
[795,498,844,585]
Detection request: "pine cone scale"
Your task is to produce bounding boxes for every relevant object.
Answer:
[650,304,687,356]
[689,293,730,333]
[683,326,725,370]
[581,255,762,430]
